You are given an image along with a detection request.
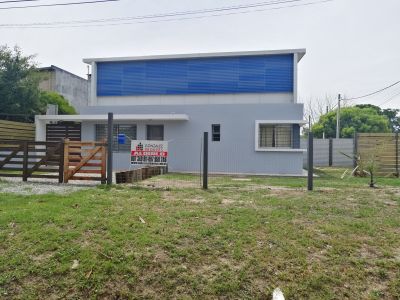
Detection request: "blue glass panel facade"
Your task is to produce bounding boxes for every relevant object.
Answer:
[97,54,294,96]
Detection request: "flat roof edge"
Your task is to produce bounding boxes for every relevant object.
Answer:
[36,114,190,121]
[83,48,306,64]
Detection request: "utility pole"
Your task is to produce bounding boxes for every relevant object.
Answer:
[336,94,341,139]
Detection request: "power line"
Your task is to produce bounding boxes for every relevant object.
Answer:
[0,0,40,3]
[0,0,119,10]
[378,90,400,107]
[0,0,307,26]
[341,80,400,101]
[0,0,334,28]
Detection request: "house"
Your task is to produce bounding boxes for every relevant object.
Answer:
[35,49,307,175]
[38,65,89,109]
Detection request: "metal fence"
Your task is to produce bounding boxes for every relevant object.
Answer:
[301,138,354,168]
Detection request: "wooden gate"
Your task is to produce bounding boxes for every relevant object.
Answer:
[63,140,107,183]
[0,140,64,182]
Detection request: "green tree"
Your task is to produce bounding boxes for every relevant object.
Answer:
[312,106,391,138]
[0,45,44,117]
[355,104,399,132]
[39,91,76,115]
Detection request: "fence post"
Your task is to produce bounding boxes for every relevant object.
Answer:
[308,132,314,191]
[396,132,399,177]
[328,138,333,167]
[63,139,70,183]
[107,112,113,185]
[203,132,208,190]
[58,140,65,183]
[101,141,107,184]
[22,141,28,182]
[353,132,358,169]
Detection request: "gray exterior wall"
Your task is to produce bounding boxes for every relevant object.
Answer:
[39,66,89,109]
[300,138,354,167]
[80,103,305,175]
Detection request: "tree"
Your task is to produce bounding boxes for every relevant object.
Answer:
[0,45,44,118]
[355,104,400,132]
[312,106,391,138]
[39,91,76,115]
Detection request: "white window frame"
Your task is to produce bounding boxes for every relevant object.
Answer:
[255,120,306,152]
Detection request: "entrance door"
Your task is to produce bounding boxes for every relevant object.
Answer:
[46,122,82,142]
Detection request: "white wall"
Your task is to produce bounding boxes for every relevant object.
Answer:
[94,92,293,106]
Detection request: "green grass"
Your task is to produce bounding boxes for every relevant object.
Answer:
[0,169,400,299]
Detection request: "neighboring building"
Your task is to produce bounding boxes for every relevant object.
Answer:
[38,65,89,109]
[36,49,307,175]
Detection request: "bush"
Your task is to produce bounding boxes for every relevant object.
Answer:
[39,91,76,115]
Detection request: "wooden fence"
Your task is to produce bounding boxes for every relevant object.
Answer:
[0,140,64,182]
[356,133,399,177]
[0,120,35,141]
[0,139,107,183]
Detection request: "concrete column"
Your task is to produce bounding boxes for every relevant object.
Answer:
[293,53,298,103]
[34,116,46,141]
[90,62,97,106]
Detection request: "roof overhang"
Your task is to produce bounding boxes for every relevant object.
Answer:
[256,120,307,125]
[83,48,306,64]
[36,114,189,122]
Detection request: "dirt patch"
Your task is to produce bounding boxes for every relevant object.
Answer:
[392,248,400,262]
[30,252,54,263]
[162,191,205,203]
[221,198,235,205]
[152,248,169,263]
[221,198,253,205]
[202,216,222,226]
[0,178,93,195]
[140,177,199,189]
[265,187,306,198]
[359,245,379,260]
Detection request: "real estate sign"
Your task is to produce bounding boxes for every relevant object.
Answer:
[131,140,168,166]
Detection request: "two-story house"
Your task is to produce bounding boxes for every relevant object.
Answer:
[35,49,306,175]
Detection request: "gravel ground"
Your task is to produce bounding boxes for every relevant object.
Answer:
[0,177,97,195]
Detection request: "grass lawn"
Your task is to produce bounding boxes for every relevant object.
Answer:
[0,168,399,299]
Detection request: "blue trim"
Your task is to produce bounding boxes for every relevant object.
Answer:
[97,54,294,96]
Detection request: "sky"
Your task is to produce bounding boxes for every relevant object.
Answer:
[1,0,399,109]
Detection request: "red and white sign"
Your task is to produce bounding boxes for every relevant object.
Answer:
[131,140,168,166]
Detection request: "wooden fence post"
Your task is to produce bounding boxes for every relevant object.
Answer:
[101,142,107,184]
[353,132,358,169]
[58,140,65,183]
[63,139,70,183]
